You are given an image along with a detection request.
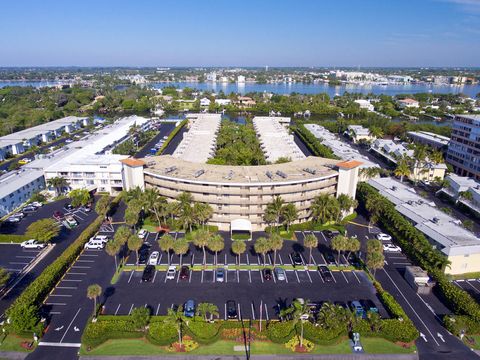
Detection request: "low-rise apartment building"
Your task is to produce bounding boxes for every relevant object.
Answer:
[346,125,375,144]
[438,173,480,215]
[407,131,450,151]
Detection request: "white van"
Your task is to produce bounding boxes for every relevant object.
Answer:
[92,235,110,244]
[84,239,105,250]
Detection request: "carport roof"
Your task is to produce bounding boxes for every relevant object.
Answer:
[231,219,252,232]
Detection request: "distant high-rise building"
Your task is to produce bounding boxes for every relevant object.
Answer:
[265,65,268,71]
[446,114,480,180]
[237,75,245,83]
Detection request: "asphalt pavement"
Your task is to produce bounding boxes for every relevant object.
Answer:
[134,122,176,159]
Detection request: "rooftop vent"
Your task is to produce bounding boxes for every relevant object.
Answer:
[276,170,288,179]
[194,169,205,178]
[165,166,177,173]
[224,170,234,180]
[303,168,316,175]
[407,200,414,205]
[147,161,156,167]
[431,217,440,224]
[391,186,397,191]
[266,171,274,180]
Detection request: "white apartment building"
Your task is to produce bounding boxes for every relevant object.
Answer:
[346,125,375,143]
[438,174,480,215]
[354,99,374,112]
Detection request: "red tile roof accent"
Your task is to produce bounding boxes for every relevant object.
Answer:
[120,158,145,167]
[336,160,363,169]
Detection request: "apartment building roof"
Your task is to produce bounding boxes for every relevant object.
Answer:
[143,155,339,186]
[407,131,450,145]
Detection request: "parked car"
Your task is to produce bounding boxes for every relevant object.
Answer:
[324,252,336,265]
[138,248,150,265]
[360,299,379,314]
[20,239,46,249]
[274,267,286,281]
[383,244,401,252]
[148,251,160,265]
[347,253,361,267]
[184,299,196,317]
[227,300,238,319]
[166,265,176,280]
[53,211,65,220]
[323,230,340,239]
[179,265,190,280]
[65,139,73,143]
[64,203,74,211]
[138,229,148,239]
[84,239,105,249]
[30,202,43,208]
[350,301,366,318]
[263,268,273,280]
[12,212,24,219]
[64,215,78,228]
[318,265,333,282]
[5,216,21,223]
[291,252,303,266]
[80,204,92,212]
[142,265,155,282]
[376,233,392,241]
[22,206,37,213]
[92,235,110,243]
[216,268,225,282]
[18,158,31,165]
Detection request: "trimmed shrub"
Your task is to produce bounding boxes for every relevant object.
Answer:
[147,321,178,346]
[301,322,345,345]
[82,318,141,349]
[0,234,29,243]
[185,320,222,344]
[157,119,187,155]
[291,124,339,160]
[266,321,295,343]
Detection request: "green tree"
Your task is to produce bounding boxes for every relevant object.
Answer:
[304,233,318,266]
[105,240,121,271]
[114,225,131,247]
[337,194,358,220]
[269,232,283,266]
[460,191,473,201]
[47,176,68,196]
[26,218,60,243]
[196,302,219,322]
[282,203,298,231]
[310,194,340,224]
[254,236,271,266]
[208,234,224,265]
[194,202,213,229]
[280,299,312,348]
[0,267,10,287]
[264,196,285,229]
[331,235,348,263]
[366,251,385,278]
[125,200,141,230]
[158,234,175,265]
[165,306,185,347]
[131,307,151,331]
[173,237,189,266]
[394,158,411,183]
[192,229,210,265]
[231,240,247,265]
[369,126,383,139]
[87,284,102,317]
[345,237,361,261]
[68,188,91,207]
[95,195,111,216]
[6,303,39,333]
[128,235,143,266]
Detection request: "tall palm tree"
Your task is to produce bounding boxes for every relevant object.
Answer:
[179,203,195,232]
[123,186,143,204]
[231,240,246,265]
[87,284,102,317]
[282,203,298,231]
[394,158,410,183]
[265,196,285,229]
[345,237,361,262]
[310,194,340,224]
[304,234,318,266]
[337,194,358,221]
[165,306,185,347]
[173,238,189,266]
[369,126,383,139]
[208,234,224,265]
[128,235,143,266]
[430,150,444,164]
[280,299,312,348]
[177,192,194,208]
[331,235,348,264]
[192,229,210,265]
[254,237,271,266]
[105,240,121,271]
[47,176,68,196]
[196,303,219,322]
[158,234,175,265]
[194,203,213,229]
[269,232,283,266]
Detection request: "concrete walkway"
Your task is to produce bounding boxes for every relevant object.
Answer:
[0,351,29,360]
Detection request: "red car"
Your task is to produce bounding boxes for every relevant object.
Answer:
[53,211,65,220]
[263,268,273,281]
[179,266,190,280]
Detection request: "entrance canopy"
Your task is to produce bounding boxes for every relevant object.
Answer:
[231,219,252,233]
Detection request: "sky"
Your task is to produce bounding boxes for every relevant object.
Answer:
[0,0,479,67]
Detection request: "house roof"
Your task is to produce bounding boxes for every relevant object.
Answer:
[120,158,146,167]
[336,160,363,169]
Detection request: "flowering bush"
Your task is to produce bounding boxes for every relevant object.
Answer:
[285,336,315,352]
[166,339,199,352]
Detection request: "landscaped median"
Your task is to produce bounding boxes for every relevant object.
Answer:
[156,119,188,155]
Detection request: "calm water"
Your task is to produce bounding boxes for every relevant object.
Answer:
[152,81,480,97]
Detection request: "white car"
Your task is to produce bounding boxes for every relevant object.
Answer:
[30,201,43,208]
[21,239,46,249]
[5,216,21,223]
[383,244,402,252]
[376,233,392,241]
[84,240,105,250]
[138,229,148,239]
[92,235,110,244]
[166,265,176,280]
[148,251,160,265]
[65,139,73,143]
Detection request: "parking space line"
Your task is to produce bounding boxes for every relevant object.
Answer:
[114,304,121,315]
[189,269,192,283]
[341,271,349,283]
[156,303,161,316]
[60,308,82,343]
[201,270,204,283]
[467,281,480,293]
[45,302,67,306]
[294,271,300,283]
[264,303,269,321]
[251,303,256,320]
[278,254,283,265]
[9,262,29,265]
[72,266,91,269]
[237,269,240,283]
[310,254,317,266]
[246,253,250,265]
[128,271,135,283]
[316,269,324,283]
[238,303,242,320]
[57,286,77,290]
[15,256,35,259]
[299,253,306,266]
[62,279,82,282]
[284,271,289,283]
[50,311,62,315]
[248,270,252,283]
[128,304,134,315]
[352,271,361,284]
[224,303,227,320]
[176,269,180,283]
[77,260,94,263]
[306,270,313,283]
[153,270,158,283]
[330,272,337,283]
[256,255,261,265]
[50,294,72,297]
[67,273,87,276]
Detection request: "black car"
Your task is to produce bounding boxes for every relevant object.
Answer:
[347,253,361,267]
[227,300,238,319]
[64,203,74,211]
[138,248,150,265]
[318,265,333,282]
[142,265,155,282]
[291,252,303,266]
[180,265,190,280]
[324,252,336,265]
[263,268,273,281]
[323,230,339,239]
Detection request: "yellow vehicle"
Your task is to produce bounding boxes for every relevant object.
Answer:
[18,158,31,165]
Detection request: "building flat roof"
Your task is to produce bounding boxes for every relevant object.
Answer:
[0,168,44,200]
[253,117,305,163]
[368,177,480,256]
[407,131,450,145]
[173,113,221,163]
[142,155,339,185]
[455,114,480,121]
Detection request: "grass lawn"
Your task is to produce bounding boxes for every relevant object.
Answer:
[463,334,480,350]
[80,337,412,356]
[0,334,35,352]
[361,338,417,354]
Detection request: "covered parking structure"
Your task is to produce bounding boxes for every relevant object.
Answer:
[230,219,252,241]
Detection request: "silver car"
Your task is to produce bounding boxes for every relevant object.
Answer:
[274,267,286,281]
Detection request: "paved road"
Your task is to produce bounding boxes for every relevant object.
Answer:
[162,125,187,155]
[134,122,176,159]
[347,213,479,360]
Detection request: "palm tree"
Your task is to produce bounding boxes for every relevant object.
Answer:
[304,234,318,266]
[192,229,210,265]
[177,192,194,207]
[280,299,311,348]
[128,235,143,266]
[331,235,348,264]
[460,191,473,202]
[282,203,298,231]
[87,284,102,317]
[123,186,143,204]
[194,203,214,229]
[173,238,189,266]
[345,237,361,262]
[359,167,382,180]
[68,188,91,207]
[158,234,175,265]
[269,232,283,266]
[430,150,444,164]
[369,126,383,139]
[337,194,358,221]
[254,237,271,266]
[231,240,246,265]
[310,194,340,224]
[208,234,224,265]
[105,240,121,271]
[47,176,68,196]
[165,306,185,347]
[179,203,195,232]
[196,303,219,322]
[265,196,285,229]
[394,158,410,183]
[366,251,384,278]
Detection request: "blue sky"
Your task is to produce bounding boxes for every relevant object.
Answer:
[1,0,479,67]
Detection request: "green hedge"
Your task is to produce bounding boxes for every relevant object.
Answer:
[185,321,222,344]
[6,195,122,333]
[0,234,29,243]
[156,119,188,155]
[291,124,339,160]
[353,319,418,343]
[358,183,480,327]
[266,321,295,343]
[301,322,345,345]
[146,321,178,346]
[82,318,141,348]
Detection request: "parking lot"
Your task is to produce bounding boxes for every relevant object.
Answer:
[0,245,46,275]
[453,278,480,303]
